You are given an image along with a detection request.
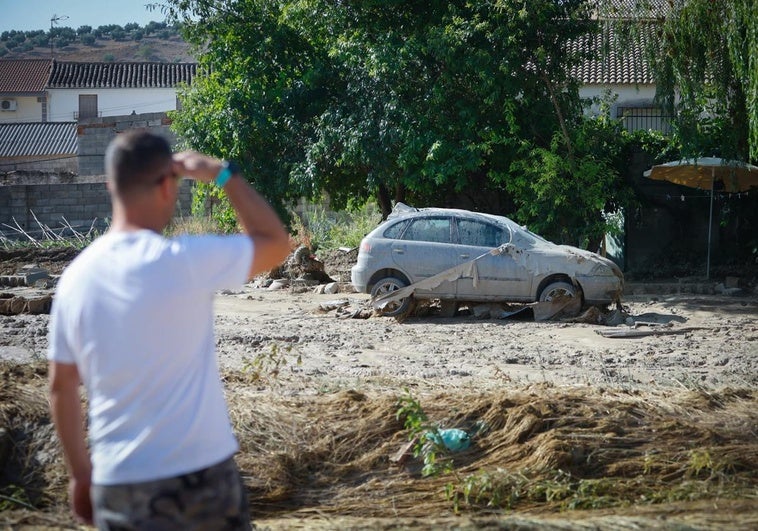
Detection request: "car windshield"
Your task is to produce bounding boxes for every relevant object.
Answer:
[510,225,549,247]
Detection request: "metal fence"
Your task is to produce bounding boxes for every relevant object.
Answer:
[617,106,672,134]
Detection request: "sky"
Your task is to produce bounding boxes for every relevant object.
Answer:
[0,0,169,33]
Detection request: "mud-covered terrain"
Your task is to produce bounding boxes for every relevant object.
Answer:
[1,247,756,530]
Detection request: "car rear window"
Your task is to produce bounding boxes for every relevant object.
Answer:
[382,220,408,239]
[457,219,507,247]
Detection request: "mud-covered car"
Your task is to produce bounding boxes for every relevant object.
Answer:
[351,204,624,316]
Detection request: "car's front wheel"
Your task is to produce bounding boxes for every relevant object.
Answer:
[538,281,577,302]
[371,276,412,317]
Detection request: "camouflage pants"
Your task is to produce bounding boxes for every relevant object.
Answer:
[91,457,253,531]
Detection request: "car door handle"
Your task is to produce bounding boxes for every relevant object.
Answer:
[393,248,405,254]
[459,254,469,259]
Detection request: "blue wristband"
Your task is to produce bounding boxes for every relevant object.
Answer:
[215,160,238,187]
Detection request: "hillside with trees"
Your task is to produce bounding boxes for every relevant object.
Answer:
[0,21,193,63]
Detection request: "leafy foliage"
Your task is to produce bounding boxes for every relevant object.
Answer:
[167,0,641,245]
[601,0,758,162]
[396,390,456,477]
[292,199,381,251]
[190,182,239,234]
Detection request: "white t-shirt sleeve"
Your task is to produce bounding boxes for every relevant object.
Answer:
[177,234,254,292]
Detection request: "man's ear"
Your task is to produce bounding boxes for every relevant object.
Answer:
[157,176,174,202]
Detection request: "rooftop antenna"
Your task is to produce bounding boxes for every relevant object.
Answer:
[50,14,69,59]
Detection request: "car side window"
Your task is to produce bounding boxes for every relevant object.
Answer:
[383,220,408,239]
[457,219,507,248]
[402,217,451,243]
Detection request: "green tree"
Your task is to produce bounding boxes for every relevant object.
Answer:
[81,33,96,46]
[168,0,628,245]
[167,0,321,221]
[602,0,757,162]
[144,21,167,35]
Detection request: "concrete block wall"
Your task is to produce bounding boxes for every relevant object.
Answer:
[78,112,177,176]
[0,180,194,239]
[0,156,78,174]
[1,111,198,240]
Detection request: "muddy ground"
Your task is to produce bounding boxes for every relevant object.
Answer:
[1,247,757,529]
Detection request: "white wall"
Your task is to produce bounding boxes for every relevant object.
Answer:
[580,84,658,116]
[0,95,44,123]
[46,88,178,121]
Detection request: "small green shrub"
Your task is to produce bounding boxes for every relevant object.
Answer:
[190,182,239,234]
[294,200,380,251]
[240,342,302,386]
[396,390,455,477]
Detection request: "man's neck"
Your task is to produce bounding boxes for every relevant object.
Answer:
[109,203,164,233]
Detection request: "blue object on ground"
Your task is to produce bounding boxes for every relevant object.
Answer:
[425,428,471,452]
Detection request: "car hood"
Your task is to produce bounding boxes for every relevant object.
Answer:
[506,240,621,277]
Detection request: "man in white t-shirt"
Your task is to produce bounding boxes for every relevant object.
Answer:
[47,130,290,529]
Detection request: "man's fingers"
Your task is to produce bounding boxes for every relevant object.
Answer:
[172,152,221,182]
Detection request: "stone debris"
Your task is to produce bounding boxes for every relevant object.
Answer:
[0,291,53,315]
[313,282,340,295]
[267,279,290,291]
[0,265,55,315]
[0,264,51,288]
[274,246,336,284]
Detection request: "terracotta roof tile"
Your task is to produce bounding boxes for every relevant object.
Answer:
[0,122,77,157]
[0,59,53,94]
[48,62,198,89]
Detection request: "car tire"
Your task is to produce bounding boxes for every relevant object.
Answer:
[538,281,577,302]
[371,276,412,317]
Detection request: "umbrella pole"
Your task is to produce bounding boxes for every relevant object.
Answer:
[707,168,714,279]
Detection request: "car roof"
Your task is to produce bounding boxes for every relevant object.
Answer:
[388,202,519,229]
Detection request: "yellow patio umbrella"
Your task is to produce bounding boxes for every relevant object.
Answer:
[643,157,758,278]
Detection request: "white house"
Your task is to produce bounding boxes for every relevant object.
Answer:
[575,19,669,133]
[0,59,52,123]
[0,59,197,124]
[45,61,197,121]
[0,59,198,174]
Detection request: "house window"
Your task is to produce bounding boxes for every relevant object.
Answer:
[617,106,672,134]
[78,94,98,119]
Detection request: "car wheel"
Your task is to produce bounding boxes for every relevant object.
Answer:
[538,281,576,302]
[371,276,412,317]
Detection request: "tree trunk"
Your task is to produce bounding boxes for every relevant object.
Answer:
[377,185,392,220]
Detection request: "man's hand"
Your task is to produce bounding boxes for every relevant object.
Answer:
[170,150,290,276]
[70,475,93,525]
[172,151,223,184]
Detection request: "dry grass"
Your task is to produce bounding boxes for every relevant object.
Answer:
[1,361,756,529]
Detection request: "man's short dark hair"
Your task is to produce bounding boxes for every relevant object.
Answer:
[105,130,173,197]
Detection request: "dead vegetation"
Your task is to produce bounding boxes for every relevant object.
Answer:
[1,361,756,529]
